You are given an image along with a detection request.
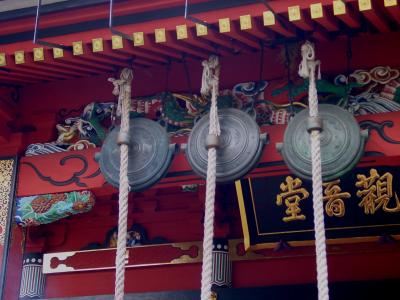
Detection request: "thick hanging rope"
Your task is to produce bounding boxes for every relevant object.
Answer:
[299,42,329,300]
[200,55,221,300]
[108,68,133,300]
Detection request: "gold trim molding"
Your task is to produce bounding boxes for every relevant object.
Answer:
[0,159,15,245]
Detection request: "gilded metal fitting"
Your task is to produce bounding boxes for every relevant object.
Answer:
[205,134,220,149]
[117,130,130,145]
[307,116,323,133]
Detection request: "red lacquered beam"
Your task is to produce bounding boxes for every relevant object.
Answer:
[17,111,400,197]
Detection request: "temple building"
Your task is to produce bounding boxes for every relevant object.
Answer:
[0,0,400,299]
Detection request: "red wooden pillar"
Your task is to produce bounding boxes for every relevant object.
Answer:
[3,225,25,300]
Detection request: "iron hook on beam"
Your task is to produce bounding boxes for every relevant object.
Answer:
[33,0,72,50]
[109,0,133,41]
[184,0,217,30]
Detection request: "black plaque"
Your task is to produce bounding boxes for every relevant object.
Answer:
[236,165,400,250]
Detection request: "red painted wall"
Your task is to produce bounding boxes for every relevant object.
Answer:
[23,172,400,298]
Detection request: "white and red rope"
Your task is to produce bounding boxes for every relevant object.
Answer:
[200,55,220,300]
[109,68,133,300]
[299,42,329,300]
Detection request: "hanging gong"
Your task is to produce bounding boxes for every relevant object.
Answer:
[97,118,174,191]
[185,108,267,183]
[277,104,369,181]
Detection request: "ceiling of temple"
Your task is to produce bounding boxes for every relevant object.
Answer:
[0,0,70,12]
[0,0,399,86]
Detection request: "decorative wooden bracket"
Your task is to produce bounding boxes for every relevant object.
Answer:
[43,241,202,274]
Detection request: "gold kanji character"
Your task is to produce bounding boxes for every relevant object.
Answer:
[322,179,351,217]
[211,291,218,300]
[276,176,309,222]
[355,168,400,214]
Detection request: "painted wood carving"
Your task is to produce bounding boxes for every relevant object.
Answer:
[24,66,400,156]
[18,148,104,196]
[15,190,95,227]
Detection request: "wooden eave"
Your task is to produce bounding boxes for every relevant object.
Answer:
[0,0,399,86]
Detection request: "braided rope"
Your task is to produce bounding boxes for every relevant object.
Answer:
[109,68,133,300]
[298,42,329,300]
[200,56,220,300]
